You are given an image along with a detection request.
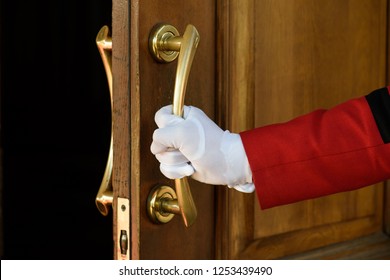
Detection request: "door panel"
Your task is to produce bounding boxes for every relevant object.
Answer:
[138,1,217,260]
[218,0,389,259]
[111,0,217,259]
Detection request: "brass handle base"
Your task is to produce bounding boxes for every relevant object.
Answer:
[149,24,180,63]
[147,185,180,224]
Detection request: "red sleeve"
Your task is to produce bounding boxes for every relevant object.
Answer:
[240,87,390,209]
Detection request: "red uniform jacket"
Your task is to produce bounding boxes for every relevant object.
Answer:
[240,87,390,209]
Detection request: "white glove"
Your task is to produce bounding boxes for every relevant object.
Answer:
[151,105,254,193]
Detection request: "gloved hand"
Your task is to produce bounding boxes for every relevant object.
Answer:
[150,105,254,193]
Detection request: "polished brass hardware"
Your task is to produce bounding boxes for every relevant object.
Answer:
[95,25,113,216]
[148,24,200,227]
[147,185,179,224]
[117,198,130,260]
[149,24,180,63]
[120,230,128,255]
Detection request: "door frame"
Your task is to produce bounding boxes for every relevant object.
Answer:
[111,0,139,259]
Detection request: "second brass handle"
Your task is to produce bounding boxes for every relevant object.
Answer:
[95,26,113,216]
[149,24,200,227]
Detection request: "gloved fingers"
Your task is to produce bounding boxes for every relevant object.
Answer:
[151,125,182,152]
[182,105,192,119]
[159,162,195,179]
[150,140,167,155]
[154,105,193,128]
[155,149,189,165]
[155,105,182,128]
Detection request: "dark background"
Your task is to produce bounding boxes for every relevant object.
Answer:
[1,1,114,259]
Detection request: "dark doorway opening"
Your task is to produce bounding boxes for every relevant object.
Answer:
[1,0,113,259]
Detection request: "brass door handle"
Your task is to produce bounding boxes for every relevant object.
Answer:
[148,24,200,227]
[95,26,113,216]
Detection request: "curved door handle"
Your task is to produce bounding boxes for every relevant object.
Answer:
[148,24,200,227]
[95,26,113,216]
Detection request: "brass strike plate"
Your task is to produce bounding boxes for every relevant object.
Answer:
[116,197,130,260]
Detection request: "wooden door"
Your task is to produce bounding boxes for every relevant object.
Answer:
[111,0,217,259]
[109,0,390,260]
[218,0,390,259]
